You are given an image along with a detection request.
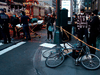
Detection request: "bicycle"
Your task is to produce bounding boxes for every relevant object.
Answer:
[45,42,100,70]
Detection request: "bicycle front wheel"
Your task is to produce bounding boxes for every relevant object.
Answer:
[42,49,56,58]
[45,53,65,68]
[81,54,100,70]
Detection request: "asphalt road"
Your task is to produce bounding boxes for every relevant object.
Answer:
[0,28,47,75]
[0,27,100,75]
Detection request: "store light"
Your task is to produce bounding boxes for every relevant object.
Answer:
[88,7,91,10]
[85,7,87,10]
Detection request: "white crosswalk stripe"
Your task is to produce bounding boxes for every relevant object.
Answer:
[0,42,26,55]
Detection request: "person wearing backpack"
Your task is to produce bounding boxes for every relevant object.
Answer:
[88,10,100,54]
[0,8,11,44]
[46,14,54,42]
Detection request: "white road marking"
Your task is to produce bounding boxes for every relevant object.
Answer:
[41,50,46,61]
[40,43,56,48]
[0,42,26,55]
[0,43,3,46]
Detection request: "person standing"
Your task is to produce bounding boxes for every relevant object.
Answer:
[72,14,77,35]
[88,10,100,54]
[21,11,31,40]
[11,14,19,38]
[77,9,88,46]
[0,8,11,44]
[47,14,54,42]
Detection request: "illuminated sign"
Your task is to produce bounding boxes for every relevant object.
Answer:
[61,1,71,17]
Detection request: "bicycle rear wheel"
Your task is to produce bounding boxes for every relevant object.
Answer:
[45,53,65,68]
[81,54,100,70]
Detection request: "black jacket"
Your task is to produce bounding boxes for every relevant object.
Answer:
[11,17,19,26]
[89,16,99,33]
[47,17,53,30]
[0,13,9,27]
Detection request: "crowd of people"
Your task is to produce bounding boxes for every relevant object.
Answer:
[0,7,100,56]
[72,9,100,55]
[0,8,31,44]
[0,7,56,44]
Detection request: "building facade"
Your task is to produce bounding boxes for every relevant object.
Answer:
[92,0,100,12]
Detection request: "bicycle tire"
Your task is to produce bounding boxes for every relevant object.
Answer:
[45,53,65,68]
[81,54,100,70]
[42,49,56,58]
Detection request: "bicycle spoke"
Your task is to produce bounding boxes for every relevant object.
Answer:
[45,53,64,68]
[81,54,100,69]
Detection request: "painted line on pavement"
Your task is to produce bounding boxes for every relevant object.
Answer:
[41,50,46,61]
[0,42,26,55]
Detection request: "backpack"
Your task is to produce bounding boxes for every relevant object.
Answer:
[48,23,54,32]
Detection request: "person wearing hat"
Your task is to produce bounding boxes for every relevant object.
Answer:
[0,8,11,44]
[88,10,100,54]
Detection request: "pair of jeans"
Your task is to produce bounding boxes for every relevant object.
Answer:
[23,24,31,40]
[12,25,16,37]
[47,31,53,40]
[88,32,97,54]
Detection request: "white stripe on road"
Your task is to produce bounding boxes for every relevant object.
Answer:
[41,50,46,61]
[0,43,3,46]
[0,42,26,55]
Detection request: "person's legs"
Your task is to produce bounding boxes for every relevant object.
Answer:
[16,28,20,38]
[50,31,53,39]
[23,25,28,40]
[26,26,31,40]
[0,28,3,40]
[2,28,7,43]
[47,31,49,40]
[79,28,84,46]
[6,28,11,43]
[88,33,96,54]
[12,26,16,37]
[84,28,88,42]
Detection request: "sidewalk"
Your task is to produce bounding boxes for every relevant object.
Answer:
[34,33,100,75]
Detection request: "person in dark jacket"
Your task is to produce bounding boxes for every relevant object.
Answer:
[72,14,77,35]
[21,11,31,40]
[88,10,100,54]
[77,9,88,46]
[46,14,54,42]
[11,14,19,37]
[0,8,11,44]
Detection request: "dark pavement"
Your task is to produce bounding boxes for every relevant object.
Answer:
[0,28,46,75]
[0,27,100,75]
